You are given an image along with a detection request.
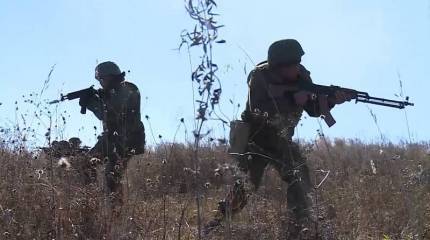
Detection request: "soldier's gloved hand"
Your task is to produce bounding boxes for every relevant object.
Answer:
[78,89,98,108]
[330,90,355,105]
[293,91,312,106]
[78,96,87,107]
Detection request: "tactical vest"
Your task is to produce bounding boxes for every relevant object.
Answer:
[102,82,146,155]
[247,63,312,139]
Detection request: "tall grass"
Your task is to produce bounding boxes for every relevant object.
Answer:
[1,1,427,239]
[0,139,429,239]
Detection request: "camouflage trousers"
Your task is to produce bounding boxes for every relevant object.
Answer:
[207,128,313,236]
[90,134,131,206]
[225,143,311,216]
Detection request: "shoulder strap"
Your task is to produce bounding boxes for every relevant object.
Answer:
[260,68,281,115]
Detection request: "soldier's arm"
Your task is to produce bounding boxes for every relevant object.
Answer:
[84,94,104,120]
[299,65,335,117]
[246,70,276,114]
[303,97,334,117]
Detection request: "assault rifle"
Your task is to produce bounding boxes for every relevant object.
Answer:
[271,81,414,127]
[49,86,100,114]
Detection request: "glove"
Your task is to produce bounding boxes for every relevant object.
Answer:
[329,90,355,105]
[78,88,99,107]
[78,88,100,114]
[78,96,88,108]
[293,91,314,106]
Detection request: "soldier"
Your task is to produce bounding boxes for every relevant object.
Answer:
[80,61,146,206]
[204,39,354,238]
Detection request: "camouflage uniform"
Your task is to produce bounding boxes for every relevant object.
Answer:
[84,62,145,203]
[206,40,333,238]
[239,62,321,219]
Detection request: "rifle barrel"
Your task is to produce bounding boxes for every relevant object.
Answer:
[356,94,414,109]
[48,85,95,105]
[48,100,61,104]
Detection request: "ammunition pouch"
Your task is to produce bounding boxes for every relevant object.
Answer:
[228,120,250,154]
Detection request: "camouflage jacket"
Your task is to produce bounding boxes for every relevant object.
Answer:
[243,62,331,139]
[86,81,145,154]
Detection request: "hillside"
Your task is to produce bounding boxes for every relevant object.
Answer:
[0,140,429,239]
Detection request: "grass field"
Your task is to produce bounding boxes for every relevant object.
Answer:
[0,139,429,240]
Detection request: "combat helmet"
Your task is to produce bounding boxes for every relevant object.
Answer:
[95,61,123,80]
[268,39,304,67]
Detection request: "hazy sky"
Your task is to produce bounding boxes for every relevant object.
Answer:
[1,0,429,146]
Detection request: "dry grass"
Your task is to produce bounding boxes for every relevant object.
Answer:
[0,139,429,240]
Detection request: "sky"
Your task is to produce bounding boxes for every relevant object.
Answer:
[0,0,429,146]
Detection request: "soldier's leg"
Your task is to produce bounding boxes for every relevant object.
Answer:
[274,143,313,237]
[98,134,130,210]
[212,124,275,222]
[221,155,268,215]
[248,154,270,189]
[204,123,272,234]
[80,159,97,185]
[203,180,247,234]
[83,137,107,184]
[204,155,268,235]
[88,135,105,159]
[105,155,127,202]
[104,155,118,194]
